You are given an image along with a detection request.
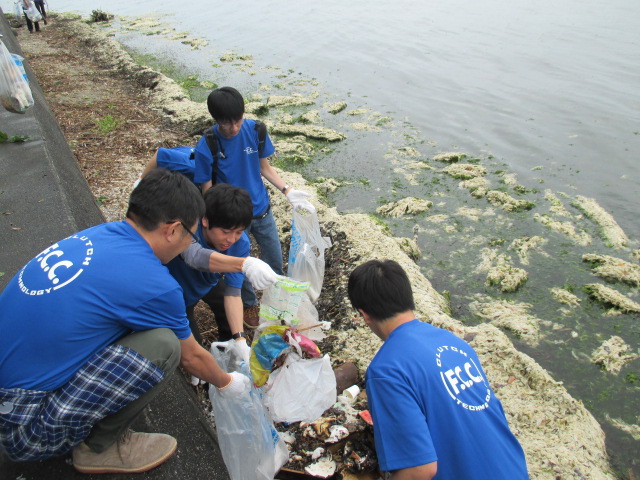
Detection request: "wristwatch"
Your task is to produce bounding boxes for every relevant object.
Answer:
[231,332,246,340]
[281,184,290,194]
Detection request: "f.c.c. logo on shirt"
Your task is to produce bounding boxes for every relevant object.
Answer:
[17,234,94,295]
[435,344,492,412]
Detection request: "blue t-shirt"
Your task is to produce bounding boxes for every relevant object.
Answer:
[156,146,196,182]
[0,221,191,391]
[166,225,250,307]
[366,320,528,479]
[193,119,275,217]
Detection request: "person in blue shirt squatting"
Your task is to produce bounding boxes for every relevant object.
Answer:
[166,182,255,368]
[0,169,277,475]
[192,86,316,321]
[347,260,529,480]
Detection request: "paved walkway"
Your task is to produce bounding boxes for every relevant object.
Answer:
[0,11,230,480]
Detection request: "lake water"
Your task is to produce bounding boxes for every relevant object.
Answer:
[5,0,639,476]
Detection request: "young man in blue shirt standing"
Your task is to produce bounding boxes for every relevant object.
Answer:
[193,87,315,314]
[348,260,529,480]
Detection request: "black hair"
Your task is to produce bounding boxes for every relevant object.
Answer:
[126,168,205,231]
[203,183,253,230]
[348,259,415,321]
[207,86,244,123]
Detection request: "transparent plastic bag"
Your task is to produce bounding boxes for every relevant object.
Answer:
[209,341,289,480]
[263,352,336,423]
[258,276,326,341]
[287,209,331,302]
[14,2,24,23]
[0,40,34,113]
[258,276,310,327]
[24,2,42,22]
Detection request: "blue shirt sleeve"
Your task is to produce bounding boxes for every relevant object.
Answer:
[193,135,213,184]
[261,132,276,159]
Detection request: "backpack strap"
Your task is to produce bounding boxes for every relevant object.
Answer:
[254,120,267,158]
[203,127,224,185]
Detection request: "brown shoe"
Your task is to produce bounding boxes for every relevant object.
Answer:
[72,430,177,474]
[243,305,260,329]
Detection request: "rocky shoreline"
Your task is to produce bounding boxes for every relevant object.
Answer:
[13,13,617,479]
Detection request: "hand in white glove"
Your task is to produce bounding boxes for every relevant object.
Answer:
[217,371,251,398]
[286,189,316,214]
[242,257,277,290]
[233,339,252,364]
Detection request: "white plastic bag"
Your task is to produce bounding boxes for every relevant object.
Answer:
[263,352,337,423]
[0,40,34,113]
[13,2,23,23]
[209,341,289,480]
[24,2,42,22]
[287,209,331,302]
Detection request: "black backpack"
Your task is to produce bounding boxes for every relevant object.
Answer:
[203,120,268,185]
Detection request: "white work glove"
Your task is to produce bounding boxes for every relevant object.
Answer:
[217,371,251,398]
[286,189,316,214]
[242,257,277,290]
[233,339,252,364]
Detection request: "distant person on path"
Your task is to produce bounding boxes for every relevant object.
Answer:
[348,259,529,480]
[192,86,316,320]
[34,0,48,24]
[21,0,40,33]
[0,169,276,474]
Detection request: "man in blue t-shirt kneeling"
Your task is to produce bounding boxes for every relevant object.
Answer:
[166,183,255,367]
[348,260,529,480]
[0,169,277,474]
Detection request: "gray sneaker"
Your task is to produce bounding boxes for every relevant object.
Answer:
[72,430,177,474]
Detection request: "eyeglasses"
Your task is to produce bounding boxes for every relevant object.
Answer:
[180,222,199,244]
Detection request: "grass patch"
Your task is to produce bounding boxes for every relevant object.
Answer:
[94,115,119,134]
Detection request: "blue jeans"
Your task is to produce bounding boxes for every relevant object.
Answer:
[241,208,283,306]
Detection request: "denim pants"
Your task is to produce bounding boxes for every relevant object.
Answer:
[83,329,181,453]
[241,208,283,306]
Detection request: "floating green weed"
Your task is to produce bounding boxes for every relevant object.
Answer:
[625,373,638,384]
[177,74,201,91]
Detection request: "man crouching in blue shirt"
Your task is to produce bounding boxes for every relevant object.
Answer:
[0,169,276,474]
[348,259,529,480]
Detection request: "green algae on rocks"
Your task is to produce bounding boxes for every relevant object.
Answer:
[584,283,640,315]
[591,336,639,374]
[468,297,540,345]
[376,197,433,218]
[443,163,487,179]
[550,287,581,307]
[582,253,640,287]
[534,213,592,246]
[433,151,467,163]
[573,195,629,249]
[485,190,535,213]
